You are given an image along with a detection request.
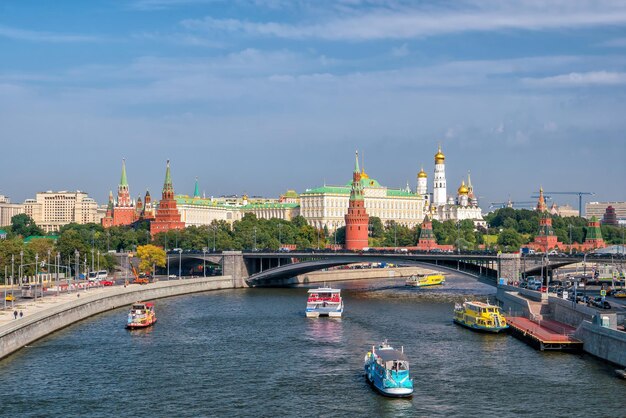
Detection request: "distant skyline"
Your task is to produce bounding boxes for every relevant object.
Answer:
[1,0,625,210]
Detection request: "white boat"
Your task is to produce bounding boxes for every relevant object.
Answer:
[305,287,343,318]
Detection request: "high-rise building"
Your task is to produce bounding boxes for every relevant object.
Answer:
[0,195,25,227]
[344,152,369,251]
[23,191,98,233]
[602,206,618,226]
[585,201,626,222]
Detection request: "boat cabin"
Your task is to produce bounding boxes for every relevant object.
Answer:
[375,349,410,372]
[307,288,341,302]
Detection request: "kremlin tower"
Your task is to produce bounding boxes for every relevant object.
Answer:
[584,216,605,249]
[102,159,138,227]
[150,160,185,237]
[536,187,548,212]
[432,145,447,206]
[344,151,369,251]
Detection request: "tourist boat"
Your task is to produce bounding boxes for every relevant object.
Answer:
[305,287,343,318]
[613,289,626,298]
[405,273,445,287]
[126,302,157,329]
[363,340,414,398]
[615,369,626,379]
[453,300,508,333]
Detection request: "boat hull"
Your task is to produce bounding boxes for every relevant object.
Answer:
[306,309,343,318]
[126,318,157,329]
[453,318,508,333]
[365,375,413,398]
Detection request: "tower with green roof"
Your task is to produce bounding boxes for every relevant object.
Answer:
[345,151,369,250]
[584,216,605,249]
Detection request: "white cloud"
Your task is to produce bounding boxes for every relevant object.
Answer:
[0,24,103,43]
[523,71,626,86]
[391,43,409,57]
[181,2,626,41]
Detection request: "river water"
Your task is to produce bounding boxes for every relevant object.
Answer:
[1,273,624,417]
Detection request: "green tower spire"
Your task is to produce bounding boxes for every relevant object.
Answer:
[120,158,128,187]
[193,177,200,198]
[164,160,172,187]
[350,151,364,201]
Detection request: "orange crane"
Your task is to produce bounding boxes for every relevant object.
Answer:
[132,265,149,285]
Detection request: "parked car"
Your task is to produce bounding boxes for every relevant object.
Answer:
[101,280,114,286]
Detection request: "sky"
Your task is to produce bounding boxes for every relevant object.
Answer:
[1,0,625,212]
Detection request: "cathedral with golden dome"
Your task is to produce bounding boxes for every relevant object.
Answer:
[423,145,485,226]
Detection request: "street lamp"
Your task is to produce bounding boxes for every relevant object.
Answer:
[253,226,257,251]
[34,253,39,301]
[56,252,61,296]
[10,254,14,308]
[75,250,80,291]
[203,249,207,277]
[568,224,573,254]
[213,225,217,252]
[278,223,283,249]
[178,249,183,279]
[19,250,23,286]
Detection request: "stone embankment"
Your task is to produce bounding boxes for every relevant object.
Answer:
[0,276,239,360]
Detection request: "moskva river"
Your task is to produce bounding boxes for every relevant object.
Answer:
[1,274,624,417]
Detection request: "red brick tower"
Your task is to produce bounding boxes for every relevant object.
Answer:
[150,160,185,236]
[102,190,114,228]
[536,187,547,212]
[345,151,369,251]
[103,159,137,227]
[531,213,560,252]
[584,216,605,249]
[416,215,437,251]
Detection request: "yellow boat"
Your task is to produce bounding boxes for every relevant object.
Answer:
[405,273,445,287]
[613,289,626,298]
[453,301,508,333]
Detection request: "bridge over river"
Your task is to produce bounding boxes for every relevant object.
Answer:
[160,251,614,287]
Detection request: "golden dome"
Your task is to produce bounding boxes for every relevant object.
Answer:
[457,181,469,195]
[434,146,445,164]
[418,167,427,178]
[360,170,369,180]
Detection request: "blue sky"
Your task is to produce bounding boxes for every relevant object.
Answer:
[1,0,625,212]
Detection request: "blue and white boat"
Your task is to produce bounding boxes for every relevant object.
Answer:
[305,287,343,318]
[363,340,414,398]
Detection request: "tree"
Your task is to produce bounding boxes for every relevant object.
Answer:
[497,228,524,250]
[137,244,166,276]
[11,214,44,238]
[369,217,384,238]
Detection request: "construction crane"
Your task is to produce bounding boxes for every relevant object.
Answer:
[530,191,594,217]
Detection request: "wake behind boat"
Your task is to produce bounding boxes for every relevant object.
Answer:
[363,340,414,398]
[305,287,343,318]
[126,302,156,329]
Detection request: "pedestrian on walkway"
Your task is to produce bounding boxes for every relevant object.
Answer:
[19,311,23,319]
[13,310,17,320]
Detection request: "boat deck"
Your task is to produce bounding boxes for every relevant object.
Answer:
[506,317,582,351]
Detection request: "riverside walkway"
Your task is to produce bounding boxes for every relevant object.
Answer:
[0,276,239,360]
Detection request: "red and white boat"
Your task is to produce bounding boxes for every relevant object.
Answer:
[305,287,343,318]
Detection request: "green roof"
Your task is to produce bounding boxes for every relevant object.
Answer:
[302,186,351,195]
[175,196,235,208]
[240,203,299,209]
[386,189,417,197]
[120,159,128,186]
